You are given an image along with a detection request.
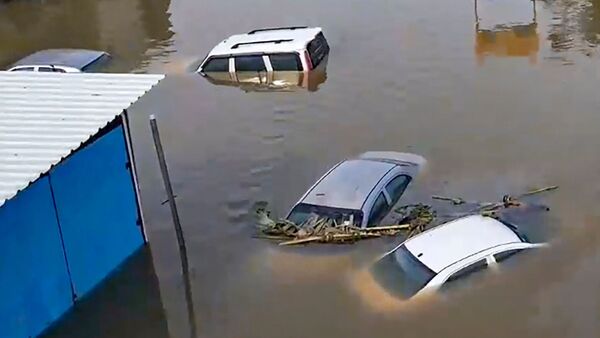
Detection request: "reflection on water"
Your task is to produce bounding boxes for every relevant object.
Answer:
[203,59,328,92]
[475,0,539,64]
[545,0,600,60]
[41,247,170,338]
[0,0,174,72]
[475,24,540,63]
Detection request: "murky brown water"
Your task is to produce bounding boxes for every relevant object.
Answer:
[4,0,600,337]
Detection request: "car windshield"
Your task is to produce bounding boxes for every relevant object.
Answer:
[370,245,436,299]
[287,203,363,226]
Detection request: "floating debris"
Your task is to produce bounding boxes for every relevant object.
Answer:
[434,185,558,219]
[518,185,558,197]
[255,186,557,246]
[432,195,466,205]
[394,204,436,238]
[255,204,435,246]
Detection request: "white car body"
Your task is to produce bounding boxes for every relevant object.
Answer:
[378,215,547,298]
[197,26,329,74]
[7,65,81,73]
[286,152,426,229]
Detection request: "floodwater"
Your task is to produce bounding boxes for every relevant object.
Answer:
[4,0,600,337]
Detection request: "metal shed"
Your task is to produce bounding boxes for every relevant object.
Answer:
[0,71,164,338]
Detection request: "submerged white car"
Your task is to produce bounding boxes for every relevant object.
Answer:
[370,215,547,299]
[286,152,426,228]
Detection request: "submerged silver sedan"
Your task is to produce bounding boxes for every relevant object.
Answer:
[286,152,426,228]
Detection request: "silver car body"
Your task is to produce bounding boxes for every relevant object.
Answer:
[8,49,110,73]
[287,152,426,228]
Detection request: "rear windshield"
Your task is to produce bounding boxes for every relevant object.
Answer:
[269,53,302,71]
[307,32,330,68]
[202,57,229,72]
[287,203,363,226]
[81,53,111,72]
[370,245,436,299]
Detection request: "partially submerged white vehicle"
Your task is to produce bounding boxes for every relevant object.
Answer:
[286,152,426,228]
[371,215,547,299]
[197,26,329,75]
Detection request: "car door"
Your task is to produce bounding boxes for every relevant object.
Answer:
[201,57,235,84]
[437,258,492,293]
[366,192,391,227]
[233,54,268,84]
[266,53,303,88]
[490,246,541,272]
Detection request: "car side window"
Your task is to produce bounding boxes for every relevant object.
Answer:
[494,249,523,263]
[38,67,65,73]
[385,175,411,206]
[11,67,35,72]
[368,193,389,227]
[440,259,488,292]
[202,57,230,72]
[494,248,535,270]
[235,55,266,72]
[269,53,302,71]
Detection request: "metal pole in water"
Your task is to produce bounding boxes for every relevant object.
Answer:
[149,114,198,338]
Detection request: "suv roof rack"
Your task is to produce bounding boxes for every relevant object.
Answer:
[231,39,293,49]
[248,26,309,34]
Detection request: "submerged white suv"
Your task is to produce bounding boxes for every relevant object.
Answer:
[197,26,329,74]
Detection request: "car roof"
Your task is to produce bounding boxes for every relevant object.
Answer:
[358,151,427,167]
[405,215,522,273]
[206,27,322,57]
[12,49,108,69]
[301,158,396,210]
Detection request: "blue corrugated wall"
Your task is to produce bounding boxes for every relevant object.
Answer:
[51,125,144,299]
[0,177,73,338]
[0,124,144,338]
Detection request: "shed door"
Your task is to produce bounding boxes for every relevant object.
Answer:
[49,124,144,298]
[0,178,73,338]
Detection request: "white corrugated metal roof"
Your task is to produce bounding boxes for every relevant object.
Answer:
[0,72,164,207]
